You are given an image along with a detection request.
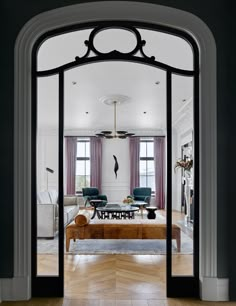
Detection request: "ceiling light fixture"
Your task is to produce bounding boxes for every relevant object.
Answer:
[95,95,135,139]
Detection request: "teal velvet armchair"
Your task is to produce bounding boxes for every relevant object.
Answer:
[82,187,107,207]
[130,187,152,206]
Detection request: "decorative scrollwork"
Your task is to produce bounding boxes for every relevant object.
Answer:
[75,25,155,61]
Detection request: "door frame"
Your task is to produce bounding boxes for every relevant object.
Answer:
[2,1,221,302]
[32,20,199,297]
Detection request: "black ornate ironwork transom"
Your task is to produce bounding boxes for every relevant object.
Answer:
[36,22,198,76]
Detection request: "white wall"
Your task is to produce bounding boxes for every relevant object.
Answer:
[37,129,58,192]
[101,138,130,202]
[37,132,131,200]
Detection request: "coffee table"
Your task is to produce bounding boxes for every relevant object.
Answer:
[96,203,139,219]
[89,199,105,219]
[131,201,148,219]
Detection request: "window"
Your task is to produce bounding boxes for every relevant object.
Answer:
[75,138,90,193]
[140,139,155,192]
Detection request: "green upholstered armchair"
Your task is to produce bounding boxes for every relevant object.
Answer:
[82,187,107,207]
[130,187,152,206]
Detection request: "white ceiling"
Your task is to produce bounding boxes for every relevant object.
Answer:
[37,27,194,135]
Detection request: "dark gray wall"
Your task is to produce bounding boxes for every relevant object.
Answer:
[228,3,235,300]
[1,0,233,299]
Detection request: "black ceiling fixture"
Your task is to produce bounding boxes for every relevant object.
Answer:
[95,97,135,139]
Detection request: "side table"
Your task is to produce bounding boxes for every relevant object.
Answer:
[146,206,157,219]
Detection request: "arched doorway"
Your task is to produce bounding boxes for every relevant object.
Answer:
[13,1,218,301]
[32,20,199,297]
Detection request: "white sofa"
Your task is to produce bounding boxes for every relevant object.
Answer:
[37,190,80,238]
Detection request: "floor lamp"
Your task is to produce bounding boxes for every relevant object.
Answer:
[46,167,54,190]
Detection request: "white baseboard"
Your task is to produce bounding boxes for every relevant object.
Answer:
[0,277,31,301]
[201,277,229,301]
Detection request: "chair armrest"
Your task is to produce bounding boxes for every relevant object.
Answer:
[83,196,93,207]
[144,196,151,205]
[98,194,107,201]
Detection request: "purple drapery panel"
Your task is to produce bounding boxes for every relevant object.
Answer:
[129,137,140,194]
[90,137,102,192]
[66,137,77,195]
[154,136,165,209]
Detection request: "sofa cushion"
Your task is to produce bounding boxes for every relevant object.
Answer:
[37,191,51,204]
[48,190,58,204]
[64,210,68,226]
[64,196,77,206]
[64,205,80,225]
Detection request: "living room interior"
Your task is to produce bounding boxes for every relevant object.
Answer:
[35,25,195,293]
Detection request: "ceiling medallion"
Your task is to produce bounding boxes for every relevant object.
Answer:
[95,95,135,139]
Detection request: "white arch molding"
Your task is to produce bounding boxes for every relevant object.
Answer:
[0,1,227,302]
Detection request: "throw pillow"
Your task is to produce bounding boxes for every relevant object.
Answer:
[74,211,91,226]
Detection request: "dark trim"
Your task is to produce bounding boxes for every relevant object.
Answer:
[58,71,64,294]
[193,44,200,282]
[65,135,165,138]
[31,37,37,294]
[37,54,195,77]
[166,70,172,292]
[77,139,90,142]
[32,20,199,298]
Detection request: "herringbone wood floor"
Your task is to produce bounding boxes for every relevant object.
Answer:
[3,254,236,305]
[3,211,236,305]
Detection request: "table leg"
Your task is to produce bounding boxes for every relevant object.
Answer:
[141,205,143,219]
[91,207,96,219]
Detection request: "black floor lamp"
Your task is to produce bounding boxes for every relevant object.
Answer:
[46,167,54,190]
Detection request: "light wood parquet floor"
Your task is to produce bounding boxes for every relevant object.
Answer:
[2,254,236,305]
[3,211,236,305]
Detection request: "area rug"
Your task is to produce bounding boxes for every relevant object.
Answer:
[37,211,193,255]
[37,232,193,255]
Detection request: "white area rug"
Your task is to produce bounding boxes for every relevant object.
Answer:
[37,233,193,255]
[37,211,193,255]
[67,234,193,255]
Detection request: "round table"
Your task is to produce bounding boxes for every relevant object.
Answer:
[97,205,139,219]
[89,199,104,219]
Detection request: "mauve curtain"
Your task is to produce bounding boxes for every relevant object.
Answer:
[90,137,102,192]
[154,136,165,209]
[129,137,140,194]
[66,137,77,195]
